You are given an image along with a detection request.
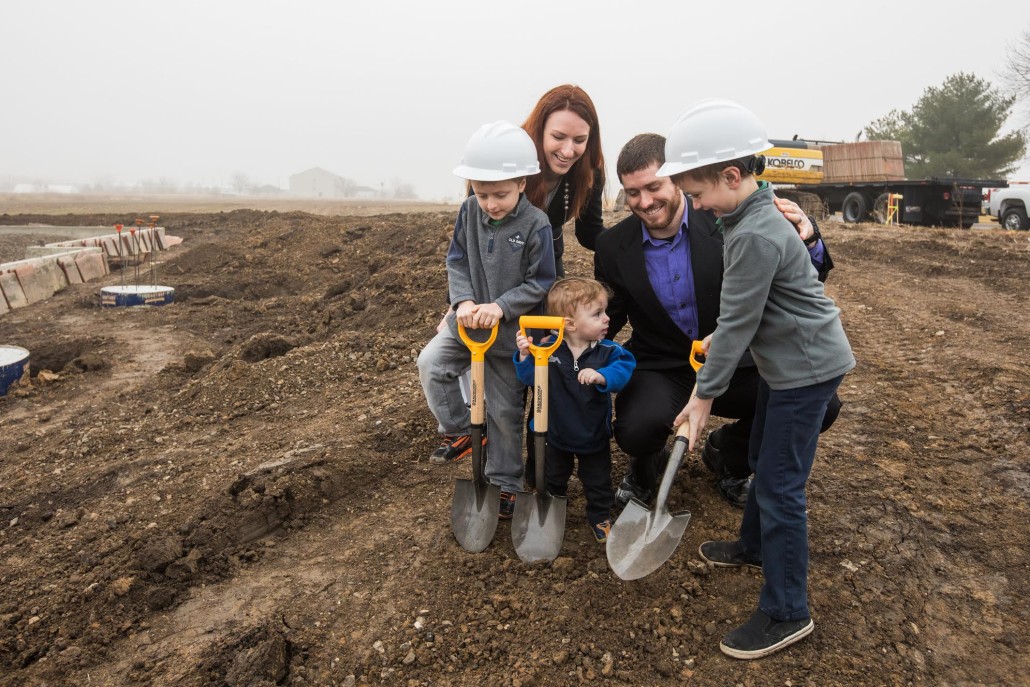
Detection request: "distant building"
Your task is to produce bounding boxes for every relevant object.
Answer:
[289,167,352,198]
[12,183,79,194]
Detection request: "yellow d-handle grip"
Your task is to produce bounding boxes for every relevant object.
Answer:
[519,315,565,365]
[689,339,705,372]
[457,323,498,362]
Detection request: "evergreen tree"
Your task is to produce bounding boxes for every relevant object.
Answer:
[864,72,1026,178]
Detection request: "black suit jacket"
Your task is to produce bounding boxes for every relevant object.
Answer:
[594,205,724,371]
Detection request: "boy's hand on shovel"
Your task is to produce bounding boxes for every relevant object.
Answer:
[469,303,503,329]
[674,393,712,452]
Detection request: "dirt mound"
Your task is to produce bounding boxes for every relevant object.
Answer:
[0,210,1027,686]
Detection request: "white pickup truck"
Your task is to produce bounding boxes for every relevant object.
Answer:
[986,185,1030,230]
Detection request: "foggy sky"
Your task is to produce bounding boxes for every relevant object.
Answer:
[3,0,1030,201]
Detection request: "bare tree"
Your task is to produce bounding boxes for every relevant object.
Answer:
[388,176,417,199]
[1002,28,1030,125]
[231,172,250,196]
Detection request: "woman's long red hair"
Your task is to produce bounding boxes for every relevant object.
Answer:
[521,85,605,221]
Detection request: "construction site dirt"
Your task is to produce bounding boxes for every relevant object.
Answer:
[0,203,1027,687]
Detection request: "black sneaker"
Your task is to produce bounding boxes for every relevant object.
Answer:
[614,475,653,509]
[720,609,814,659]
[499,491,516,520]
[429,434,484,465]
[698,540,762,569]
[717,475,751,509]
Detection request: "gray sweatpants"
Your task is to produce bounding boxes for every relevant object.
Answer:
[417,328,525,494]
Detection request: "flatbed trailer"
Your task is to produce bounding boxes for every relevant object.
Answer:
[803,178,1007,228]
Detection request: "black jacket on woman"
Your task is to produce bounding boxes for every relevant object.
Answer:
[547,167,605,276]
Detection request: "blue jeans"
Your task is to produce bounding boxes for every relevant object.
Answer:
[739,375,844,621]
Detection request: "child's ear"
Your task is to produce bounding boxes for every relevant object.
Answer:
[723,166,742,188]
[517,178,527,193]
[563,316,576,331]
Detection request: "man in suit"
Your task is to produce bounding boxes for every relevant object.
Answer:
[595,133,839,508]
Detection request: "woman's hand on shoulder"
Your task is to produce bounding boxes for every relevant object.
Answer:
[773,197,814,242]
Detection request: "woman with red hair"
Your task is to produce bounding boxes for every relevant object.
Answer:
[520,84,606,277]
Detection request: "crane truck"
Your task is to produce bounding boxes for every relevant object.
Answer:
[758,139,1007,229]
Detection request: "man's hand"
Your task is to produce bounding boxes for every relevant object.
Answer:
[774,197,814,242]
[577,368,605,386]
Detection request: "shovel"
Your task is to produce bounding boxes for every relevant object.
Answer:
[451,322,501,553]
[606,340,705,580]
[512,315,568,563]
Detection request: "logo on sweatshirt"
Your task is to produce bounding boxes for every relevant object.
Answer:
[507,233,525,251]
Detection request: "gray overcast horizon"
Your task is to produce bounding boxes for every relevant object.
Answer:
[3,0,1030,202]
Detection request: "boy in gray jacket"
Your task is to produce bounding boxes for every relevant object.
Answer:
[661,100,856,660]
[417,121,556,519]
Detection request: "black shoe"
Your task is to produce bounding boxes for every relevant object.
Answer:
[717,475,751,509]
[614,475,653,509]
[698,540,762,569]
[720,609,814,659]
[701,430,725,475]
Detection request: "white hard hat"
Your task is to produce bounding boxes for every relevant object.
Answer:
[453,121,541,181]
[656,99,772,177]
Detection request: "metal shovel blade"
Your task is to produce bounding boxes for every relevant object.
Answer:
[606,499,691,580]
[451,479,501,553]
[606,434,692,580]
[511,492,567,563]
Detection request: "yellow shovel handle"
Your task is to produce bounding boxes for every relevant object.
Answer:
[457,323,498,362]
[689,339,705,372]
[519,315,565,365]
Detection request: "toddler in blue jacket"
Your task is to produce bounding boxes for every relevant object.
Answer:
[514,277,636,542]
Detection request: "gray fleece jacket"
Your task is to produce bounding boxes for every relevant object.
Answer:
[446,193,556,354]
[697,184,855,398]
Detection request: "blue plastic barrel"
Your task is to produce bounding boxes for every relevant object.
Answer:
[0,345,30,396]
[100,285,175,307]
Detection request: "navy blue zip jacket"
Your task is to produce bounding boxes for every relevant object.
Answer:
[514,338,636,453]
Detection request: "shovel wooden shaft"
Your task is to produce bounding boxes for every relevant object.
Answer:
[513,315,568,563]
[469,353,485,426]
[533,364,548,433]
[451,323,500,553]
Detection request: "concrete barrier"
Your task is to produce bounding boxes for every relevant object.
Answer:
[58,255,84,284]
[42,227,164,261]
[0,271,29,309]
[14,265,56,304]
[74,250,107,282]
[1,228,177,317]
